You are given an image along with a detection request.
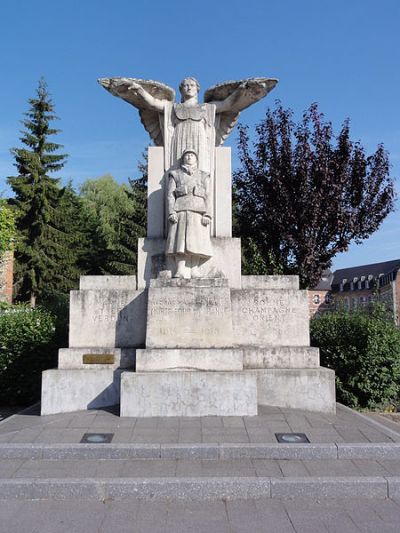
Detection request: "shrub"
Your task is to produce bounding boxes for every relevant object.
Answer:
[310,304,400,409]
[0,304,57,405]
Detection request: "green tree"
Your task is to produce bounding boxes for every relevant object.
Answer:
[234,102,396,288]
[311,304,400,409]
[79,171,146,275]
[0,202,16,256]
[7,78,76,306]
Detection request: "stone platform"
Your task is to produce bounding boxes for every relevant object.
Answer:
[41,273,336,416]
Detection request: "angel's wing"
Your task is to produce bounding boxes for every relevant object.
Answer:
[204,78,278,146]
[98,78,175,146]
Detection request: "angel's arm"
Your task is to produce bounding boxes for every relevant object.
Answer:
[210,79,273,114]
[127,81,165,112]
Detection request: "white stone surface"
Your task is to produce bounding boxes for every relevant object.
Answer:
[147,146,165,238]
[254,367,336,413]
[241,275,299,290]
[137,237,241,288]
[243,347,319,369]
[146,281,233,348]
[41,369,121,415]
[136,348,243,372]
[99,76,277,174]
[120,371,257,417]
[58,347,135,370]
[79,276,137,290]
[69,289,147,348]
[232,289,310,346]
[214,147,232,237]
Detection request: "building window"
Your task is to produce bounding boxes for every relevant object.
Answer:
[325,293,332,304]
[313,294,320,304]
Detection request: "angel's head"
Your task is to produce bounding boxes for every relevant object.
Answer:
[179,77,200,101]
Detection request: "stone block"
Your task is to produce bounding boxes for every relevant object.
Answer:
[120,371,258,417]
[243,347,319,369]
[214,147,232,237]
[79,275,137,290]
[137,237,241,289]
[41,369,121,415]
[58,347,135,370]
[232,289,310,346]
[69,289,147,348]
[147,146,165,238]
[254,367,336,413]
[146,280,233,348]
[241,275,299,290]
[136,348,243,372]
[270,477,387,500]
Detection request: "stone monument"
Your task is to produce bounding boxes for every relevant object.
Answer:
[41,75,336,416]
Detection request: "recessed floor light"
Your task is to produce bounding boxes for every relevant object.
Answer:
[80,433,114,443]
[275,433,310,443]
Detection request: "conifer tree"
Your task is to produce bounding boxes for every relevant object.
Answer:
[7,78,75,306]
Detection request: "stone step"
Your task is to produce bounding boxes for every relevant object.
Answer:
[0,475,396,501]
[1,442,400,460]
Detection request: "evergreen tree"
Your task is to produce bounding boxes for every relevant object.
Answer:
[234,102,395,288]
[7,78,75,306]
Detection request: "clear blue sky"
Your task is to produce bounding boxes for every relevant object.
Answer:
[0,0,399,271]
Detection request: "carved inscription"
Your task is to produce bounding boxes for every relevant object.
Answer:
[146,287,233,348]
[238,292,302,322]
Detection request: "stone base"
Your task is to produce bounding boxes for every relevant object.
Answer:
[41,369,121,415]
[58,347,135,370]
[120,371,258,417]
[69,289,147,348]
[254,367,336,413]
[136,348,243,372]
[137,237,242,289]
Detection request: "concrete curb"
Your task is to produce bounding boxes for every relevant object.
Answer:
[2,442,400,460]
[0,476,393,501]
[337,403,400,440]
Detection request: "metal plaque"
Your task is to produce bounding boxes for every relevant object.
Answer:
[82,353,115,365]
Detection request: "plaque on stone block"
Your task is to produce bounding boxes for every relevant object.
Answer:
[82,353,115,365]
[146,279,233,348]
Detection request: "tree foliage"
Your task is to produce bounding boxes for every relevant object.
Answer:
[0,202,16,255]
[311,304,400,409]
[7,78,78,305]
[234,102,396,287]
[79,170,146,275]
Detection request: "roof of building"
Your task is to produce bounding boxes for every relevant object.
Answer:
[313,269,334,291]
[311,259,400,291]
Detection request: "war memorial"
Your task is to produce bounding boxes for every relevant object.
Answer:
[41,75,336,416]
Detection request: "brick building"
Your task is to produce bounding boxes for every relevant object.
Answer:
[309,259,400,325]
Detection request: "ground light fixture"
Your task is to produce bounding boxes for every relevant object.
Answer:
[275,433,310,443]
[80,433,114,443]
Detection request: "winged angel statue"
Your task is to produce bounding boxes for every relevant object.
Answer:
[98,76,278,173]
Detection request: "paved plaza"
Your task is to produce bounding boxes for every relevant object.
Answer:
[1,403,400,531]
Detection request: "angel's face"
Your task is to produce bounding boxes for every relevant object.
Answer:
[180,78,199,99]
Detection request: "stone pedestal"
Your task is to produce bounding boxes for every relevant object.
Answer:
[41,142,336,416]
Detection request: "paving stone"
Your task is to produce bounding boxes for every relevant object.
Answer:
[177,459,256,478]
[351,458,393,476]
[251,459,283,477]
[166,501,231,533]
[278,459,309,477]
[118,459,177,478]
[0,459,25,477]
[301,459,363,477]
[12,459,98,478]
